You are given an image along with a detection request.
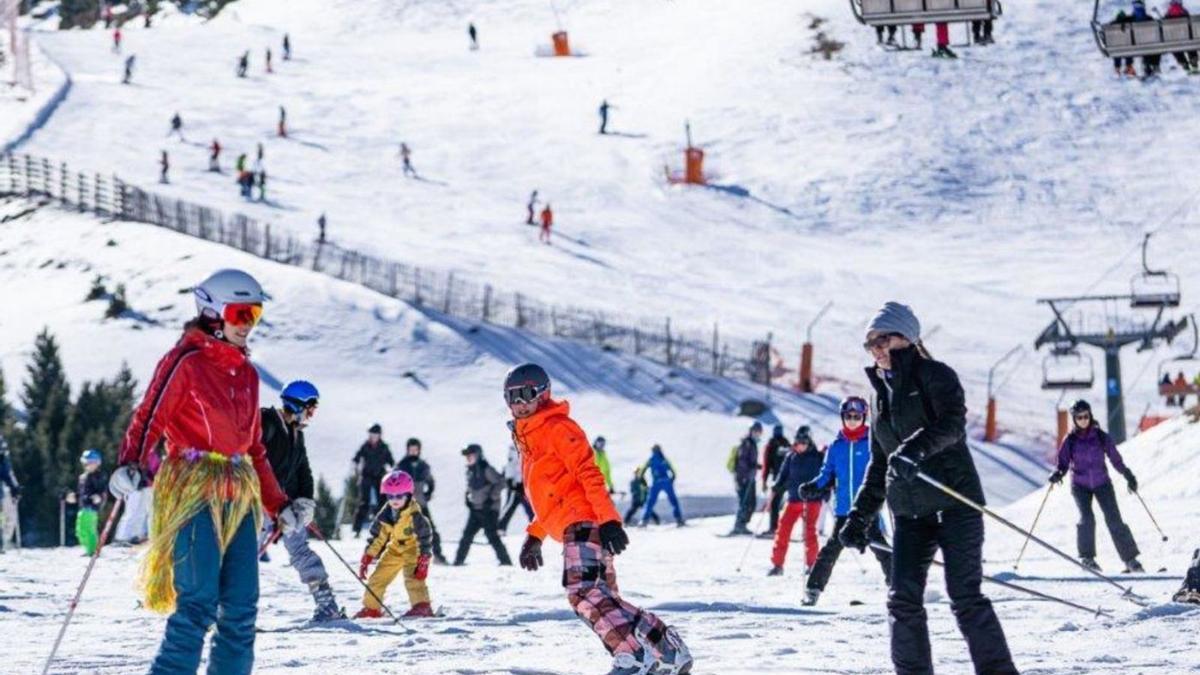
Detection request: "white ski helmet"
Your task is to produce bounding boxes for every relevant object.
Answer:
[193,269,268,322]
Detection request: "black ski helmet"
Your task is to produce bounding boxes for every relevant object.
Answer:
[1069,400,1092,417]
[503,363,550,403]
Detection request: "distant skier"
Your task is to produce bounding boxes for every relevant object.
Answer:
[278,105,288,138]
[396,437,448,564]
[113,27,122,53]
[283,33,292,60]
[237,50,249,78]
[729,422,762,536]
[506,363,692,675]
[468,22,479,50]
[499,443,534,534]
[1176,548,1200,603]
[639,444,685,527]
[257,168,267,201]
[453,444,511,566]
[760,424,789,536]
[256,142,265,163]
[539,204,553,244]
[598,99,613,134]
[237,169,254,198]
[525,189,539,224]
[104,5,114,29]
[399,142,416,177]
[159,151,169,184]
[592,436,614,493]
[317,212,327,244]
[208,139,222,172]
[766,427,824,576]
[1049,399,1144,573]
[122,55,135,84]
[74,449,107,556]
[265,47,273,73]
[168,113,183,140]
[624,468,659,525]
[352,423,395,537]
[0,436,22,552]
[236,152,247,174]
[356,470,436,618]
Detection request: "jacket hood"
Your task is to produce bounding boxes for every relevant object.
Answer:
[180,327,249,370]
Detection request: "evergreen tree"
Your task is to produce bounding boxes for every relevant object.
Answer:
[314,477,339,539]
[342,473,359,529]
[21,329,69,434]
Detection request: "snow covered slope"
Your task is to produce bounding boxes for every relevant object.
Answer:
[13,0,1200,447]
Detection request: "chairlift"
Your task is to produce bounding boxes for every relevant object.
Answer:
[1041,349,1095,390]
[851,0,1002,26]
[1130,233,1181,308]
[1156,314,1199,399]
[1092,0,1200,59]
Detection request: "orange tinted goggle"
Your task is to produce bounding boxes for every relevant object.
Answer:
[223,303,263,327]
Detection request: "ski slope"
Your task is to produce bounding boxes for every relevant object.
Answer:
[11,0,1200,449]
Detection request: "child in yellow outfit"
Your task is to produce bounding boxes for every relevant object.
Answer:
[355,470,436,618]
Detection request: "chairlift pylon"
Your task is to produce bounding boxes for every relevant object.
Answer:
[1130,233,1181,308]
[1041,347,1095,391]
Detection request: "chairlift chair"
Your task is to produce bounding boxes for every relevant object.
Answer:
[1157,314,1199,398]
[1092,0,1200,59]
[851,0,1002,26]
[1129,232,1182,308]
[1041,349,1095,390]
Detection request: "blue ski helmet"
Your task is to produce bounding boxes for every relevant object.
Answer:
[281,380,320,414]
[80,448,103,464]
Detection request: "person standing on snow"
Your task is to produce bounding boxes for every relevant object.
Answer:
[317,212,327,244]
[592,436,614,493]
[452,444,512,566]
[265,47,273,74]
[499,443,534,534]
[113,27,122,53]
[352,423,395,537]
[729,422,762,536]
[599,99,613,134]
[624,467,659,525]
[539,204,554,244]
[760,424,790,536]
[356,470,437,618]
[278,106,288,138]
[1049,399,1144,573]
[839,301,1018,675]
[399,143,416,177]
[237,51,249,78]
[123,54,136,84]
[766,427,824,577]
[168,113,184,140]
[507,363,693,675]
[800,396,892,605]
[259,380,345,622]
[282,34,292,60]
[209,139,222,172]
[159,151,170,184]
[639,444,685,527]
[107,268,289,674]
[526,190,539,225]
[74,449,108,555]
[0,436,22,552]
[396,437,448,564]
[468,22,479,50]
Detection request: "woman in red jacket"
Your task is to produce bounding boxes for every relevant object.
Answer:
[108,268,287,675]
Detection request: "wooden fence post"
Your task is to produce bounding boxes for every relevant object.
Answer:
[414,268,423,305]
[443,272,455,313]
[712,323,720,374]
[516,293,525,328]
[634,328,642,355]
[665,318,674,366]
[482,285,492,321]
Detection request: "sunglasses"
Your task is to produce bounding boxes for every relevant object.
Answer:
[505,383,547,405]
[842,413,865,421]
[863,332,902,352]
[223,303,263,327]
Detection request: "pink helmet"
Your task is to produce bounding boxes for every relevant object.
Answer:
[380,470,414,498]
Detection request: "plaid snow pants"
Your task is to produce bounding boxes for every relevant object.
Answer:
[562,522,668,656]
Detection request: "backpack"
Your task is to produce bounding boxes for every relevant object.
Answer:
[726,445,739,474]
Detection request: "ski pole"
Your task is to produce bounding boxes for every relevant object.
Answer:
[306,522,406,627]
[1132,492,1168,542]
[895,456,1146,605]
[43,497,124,675]
[1013,484,1053,571]
[868,542,1112,618]
[258,527,282,558]
[735,499,772,573]
[14,496,22,549]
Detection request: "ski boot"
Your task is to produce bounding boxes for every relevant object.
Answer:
[727,526,752,537]
[767,566,783,577]
[1122,558,1145,574]
[801,588,821,606]
[675,517,686,528]
[756,529,776,540]
[932,45,958,59]
[434,553,449,565]
[403,602,435,618]
[308,581,345,622]
[1173,549,1200,603]
[655,626,693,675]
[608,649,655,675]
[354,607,384,619]
[1080,557,1102,572]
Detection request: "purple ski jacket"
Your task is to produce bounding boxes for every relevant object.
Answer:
[1055,426,1128,490]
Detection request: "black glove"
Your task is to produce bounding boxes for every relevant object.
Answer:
[888,447,923,482]
[1123,469,1138,493]
[519,535,543,571]
[598,521,629,556]
[799,482,822,501]
[838,511,871,553]
[1048,470,1064,485]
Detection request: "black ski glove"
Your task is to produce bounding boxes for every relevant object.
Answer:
[799,481,822,501]
[838,510,871,553]
[598,521,629,556]
[519,535,543,571]
[888,446,924,482]
[1048,470,1064,485]
[1123,469,1138,493]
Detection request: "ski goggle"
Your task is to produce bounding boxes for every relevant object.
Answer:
[863,333,903,352]
[842,412,865,421]
[504,383,547,405]
[841,398,869,416]
[283,396,319,414]
[222,303,263,327]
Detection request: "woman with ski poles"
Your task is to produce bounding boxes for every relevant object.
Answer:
[108,268,288,674]
[838,302,1018,675]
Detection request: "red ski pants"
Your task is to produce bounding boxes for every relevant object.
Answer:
[936,22,949,47]
[770,500,822,569]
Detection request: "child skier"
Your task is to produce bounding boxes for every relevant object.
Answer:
[506,363,692,675]
[75,449,107,555]
[539,204,553,244]
[356,470,435,618]
[624,468,658,525]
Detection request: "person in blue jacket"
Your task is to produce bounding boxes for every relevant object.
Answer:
[799,396,892,606]
[640,445,685,527]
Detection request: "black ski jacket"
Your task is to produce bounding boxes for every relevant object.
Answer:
[261,407,314,500]
[397,455,435,506]
[355,441,395,479]
[853,345,985,519]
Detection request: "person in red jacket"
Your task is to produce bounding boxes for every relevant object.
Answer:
[539,204,553,244]
[108,268,287,675]
[506,363,692,675]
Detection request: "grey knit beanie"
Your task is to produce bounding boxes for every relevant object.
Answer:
[865,302,921,344]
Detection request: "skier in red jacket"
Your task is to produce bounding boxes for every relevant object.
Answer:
[109,268,287,674]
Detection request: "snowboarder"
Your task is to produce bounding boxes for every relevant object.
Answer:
[399,142,416,177]
[208,139,222,172]
[159,151,169,184]
[265,47,273,73]
[278,106,288,138]
[168,113,183,140]
[107,268,288,673]
[356,470,436,618]
[74,449,107,555]
[282,34,292,61]
[0,436,21,552]
[624,468,659,525]
[317,212,327,244]
[599,99,613,134]
[468,22,479,50]
[352,423,395,537]
[122,54,135,84]
[499,443,534,534]
[639,445,685,527]
[452,444,512,566]
[539,204,553,244]
[760,424,790,536]
[525,189,539,225]
[593,436,614,493]
[800,396,892,605]
[765,427,823,576]
[1175,548,1200,603]
[113,27,122,53]
[729,422,762,535]
[507,363,692,674]
[237,50,249,78]
[1049,399,1144,572]
[839,301,1018,675]
[259,380,345,622]
[396,437,448,564]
